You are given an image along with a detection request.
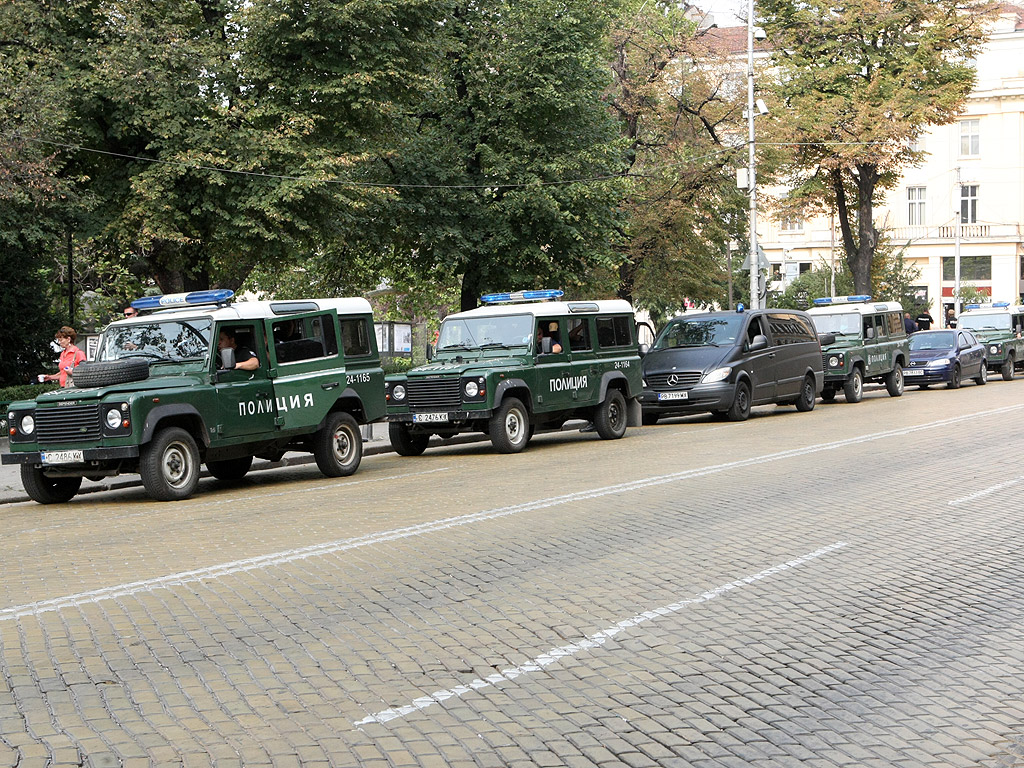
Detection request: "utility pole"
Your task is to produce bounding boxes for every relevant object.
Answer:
[746,0,758,310]
[954,166,962,320]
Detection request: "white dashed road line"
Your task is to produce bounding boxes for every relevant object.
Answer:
[353,541,849,727]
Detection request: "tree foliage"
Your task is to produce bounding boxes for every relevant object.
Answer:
[759,0,994,294]
[608,1,750,314]
[362,0,629,311]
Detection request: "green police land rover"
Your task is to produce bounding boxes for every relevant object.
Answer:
[3,290,385,503]
[806,295,909,403]
[385,290,643,455]
[955,301,1024,380]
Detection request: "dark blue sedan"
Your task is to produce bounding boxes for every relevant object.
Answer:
[904,329,987,388]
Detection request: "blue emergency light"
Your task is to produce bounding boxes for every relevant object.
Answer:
[131,289,235,311]
[994,301,1011,308]
[481,289,564,304]
[812,295,872,306]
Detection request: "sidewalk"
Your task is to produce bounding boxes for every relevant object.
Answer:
[0,423,485,506]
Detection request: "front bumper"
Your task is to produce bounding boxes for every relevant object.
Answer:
[2,445,140,466]
[387,409,493,426]
[639,382,734,414]
[903,364,954,384]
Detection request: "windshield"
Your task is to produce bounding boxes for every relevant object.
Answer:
[437,314,532,351]
[97,318,213,363]
[958,313,1010,332]
[810,312,861,337]
[652,315,742,350]
[909,332,954,351]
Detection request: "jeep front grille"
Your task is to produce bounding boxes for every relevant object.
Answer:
[647,372,702,390]
[407,378,462,410]
[35,405,102,443]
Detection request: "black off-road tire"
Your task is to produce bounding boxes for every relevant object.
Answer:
[885,363,904,397]
[206,456,254,481]
[594,389,628,440]
[314,412,362,477]
[947,364,962,390]
[975,362,988,386]
[140,427,201,501]
[821,387,836,403]
[1002,355,1014,381]
[843,368,864,403]
[389,422,429,456]
[21,465,82,504]
[795,375,816,412]
[489,397,530,453]
[726,381,751,422]
[641,412,660,426]
[72,358,150,388]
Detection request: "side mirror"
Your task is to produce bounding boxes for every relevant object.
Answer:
[748,334,769,352]
[219,347,236,370]
[864,327,875,340]
[818,333,836,347]
[638,343,650,358]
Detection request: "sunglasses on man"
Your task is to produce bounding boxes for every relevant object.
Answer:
[124,310,138,317]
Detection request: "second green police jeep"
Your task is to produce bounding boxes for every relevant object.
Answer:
[385,290,643,454]
[806,295,910,403]
[955,301,1024,380]
[3,290,385,503]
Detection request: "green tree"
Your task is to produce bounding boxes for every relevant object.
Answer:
[367,0,628,312]
[60,0,443,294]
[759,0,993,295]
[608,0,750,313]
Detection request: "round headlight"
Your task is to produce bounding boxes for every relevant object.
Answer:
[828,355,840,368]
[464,381,479,398]
[106,408,123,429]
[990,345,999,354]
[20,415,35,435]
[392,384,406,401]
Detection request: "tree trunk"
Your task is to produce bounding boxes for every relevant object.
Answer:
[832,164,880,296]
[460,259,483,312]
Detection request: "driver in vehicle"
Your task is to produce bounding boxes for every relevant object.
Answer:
[218,329,260,371]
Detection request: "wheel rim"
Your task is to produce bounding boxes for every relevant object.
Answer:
[981,366,987,382]
[737,387,749,415]
[803,379,814,404]
[505,408,525,444]
[953,366,960,386]
[333,424,355,464]
[162,441,194,489]
[608,399,624,431]
[854,374,862,396]
[894,367,903,393]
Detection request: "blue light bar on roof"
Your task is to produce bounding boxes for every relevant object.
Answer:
[994,301,1011,308]
[965,304,982,310]
[812,295,872,306]
[480,289,564,304]
[131,289,234,311]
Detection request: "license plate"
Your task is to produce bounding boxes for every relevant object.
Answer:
[41,450,84,464]
[903,369,923,376]
[658,391,688,401]
[413,413,449,423]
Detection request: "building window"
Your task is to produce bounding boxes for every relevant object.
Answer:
[779,216,803,232]
[907,186,926,226]
[960,184,978,224]
[942,255,991,281]
[960,120,980,156]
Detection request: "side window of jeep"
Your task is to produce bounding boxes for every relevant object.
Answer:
[596,316,632,348]
[340,318,371,358]
[272,313,338,364]
[567,317,591,352]
[219,324,263,372]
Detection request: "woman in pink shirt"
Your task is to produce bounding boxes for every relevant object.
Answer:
[43,326,86,387]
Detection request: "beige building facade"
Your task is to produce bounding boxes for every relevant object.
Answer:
[757,4,1024,315]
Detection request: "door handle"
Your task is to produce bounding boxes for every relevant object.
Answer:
[321,382,339,391]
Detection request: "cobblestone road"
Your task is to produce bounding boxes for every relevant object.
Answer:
[2,382,1023,767]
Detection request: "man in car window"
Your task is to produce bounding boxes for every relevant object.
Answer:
[218,329,260,371]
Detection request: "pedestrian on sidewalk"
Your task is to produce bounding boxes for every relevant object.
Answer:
[41,326,86,387]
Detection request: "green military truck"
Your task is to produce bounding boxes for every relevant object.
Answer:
[386,290,643,455]
[806,296,909,403]
[3,290,385,503]
[956,302,1024,380]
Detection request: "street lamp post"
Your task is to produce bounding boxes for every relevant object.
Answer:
[747,0,758,310]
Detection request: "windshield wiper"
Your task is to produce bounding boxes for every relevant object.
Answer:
[478,342,510,350]
[439,343,475,351]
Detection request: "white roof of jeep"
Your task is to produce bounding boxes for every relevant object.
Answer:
[959,302,1024,316]
[807,298,903,316]
[447,299,635,321]
[118,296,373,325]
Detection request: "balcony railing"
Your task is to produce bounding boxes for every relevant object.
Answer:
[887,223,1023,241]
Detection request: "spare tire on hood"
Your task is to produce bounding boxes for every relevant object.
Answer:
[72,358,151,388]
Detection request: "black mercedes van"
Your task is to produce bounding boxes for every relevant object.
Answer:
[639,308,826,423]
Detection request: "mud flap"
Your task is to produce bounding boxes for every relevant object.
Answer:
[627,396,642,427]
